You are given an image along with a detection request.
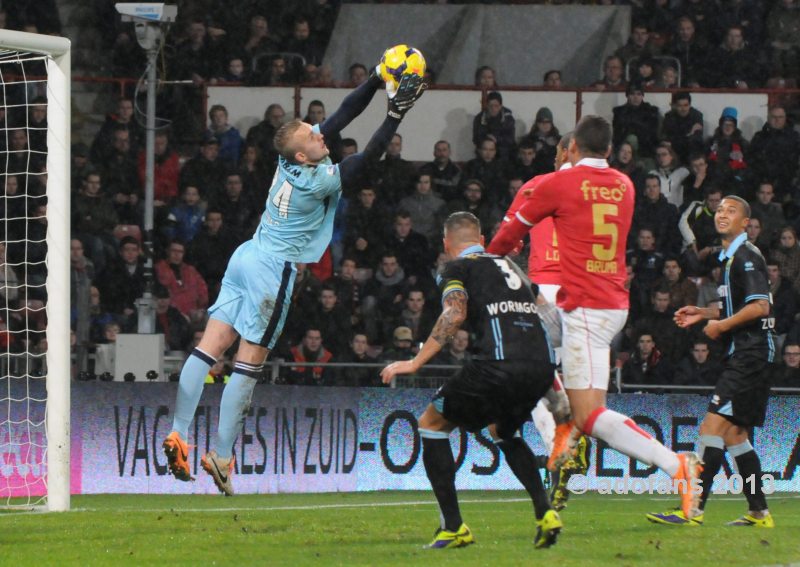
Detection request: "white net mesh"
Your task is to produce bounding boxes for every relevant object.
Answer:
[0,50,50,509]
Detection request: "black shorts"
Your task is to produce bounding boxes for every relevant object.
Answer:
[432,359,555,440]
[708,352,774,427]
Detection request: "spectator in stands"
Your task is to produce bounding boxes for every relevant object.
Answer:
[673,340,720,386]
[153,284,191,352]
[0,242,19,307]
[681,153,715,208]
[748,106,800,202]
[634,58,658,88]
[315,284,352,357]
[206,104,243,167]
[770,227,800,291]
[432,329,472,367]
[718,0,764,46]
[746,217,770,256]
[750,182,786,244]
[382,325,417,360]
[341,138,358,158]
[154,239,209,319]
[71,171,118,275]
[371,133,415,204]
[657,64,679,89]
[766,0,800,77]
[384,212,434,284]
[472,91,516,160]
[679,0,720,44]
[704,25,764,88]
[7,130,44,186]
[511,141,539,182]
[71,143,91,192]
[637,286,689,363]
[362,252,407,344]
[462,138,509,203]
[325,256,363,321]
[631,174,682,255]
[344,186,390,270]
[171,18,221,83]
[669,16,710,86]
[87,287,115,345]
[709,106,750,185]
[621,331,673,386]
[661,92,705,165]
[767,261,797,338]
[27,97,47,154]
[285,327,334,386]
[234,14,279,60]
[447,179,501,238]
[139,130,180,208]
[615,22,660,64]
[610,140,646,192]
[302,100,341,161]
[336,333,380,387]
[521,107,560,172]
[99,236,146,325]
[398,173,447,244]
[167,185,205,244]
[238,143,272,204]
[215,55,248,83]
[70,238,94,342]
[179,134,226,201]
[254,53,290,86]
[16,201,47,295]
[543,70,562,88]
[279,263,324,350]
[613,82,660,158]
[389,288,435,345]
[658,256,698,310]
[91,97,143,163]
[348,63,368,85]
[651,143,690,208]
[283,16,323,67]
[697,265,723,307]
[419,140,462,202]
[246,103,286,167]
[102,126,141,226]
[211,172,258,243]
[187,208,237,303]
[679,185,723,264]
[590,55,626,91]
[773,342,800,387]
[0,175,26,244]
[474,65,497,89]
[627,228,666,292]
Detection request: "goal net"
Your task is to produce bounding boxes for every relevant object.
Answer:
[0,31,70,512]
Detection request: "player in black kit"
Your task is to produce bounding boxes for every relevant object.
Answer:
[381,212,562,549]
[648,195,776,527]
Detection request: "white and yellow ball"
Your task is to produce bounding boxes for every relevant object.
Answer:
[378,44,426,91]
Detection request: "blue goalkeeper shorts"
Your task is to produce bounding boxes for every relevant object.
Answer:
[208,240,296,349]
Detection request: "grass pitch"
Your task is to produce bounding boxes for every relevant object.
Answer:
[2,491,799,566]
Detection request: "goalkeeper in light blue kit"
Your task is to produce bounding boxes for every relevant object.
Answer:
[162,67,426,495]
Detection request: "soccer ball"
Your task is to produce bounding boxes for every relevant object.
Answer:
[378,44,426,90]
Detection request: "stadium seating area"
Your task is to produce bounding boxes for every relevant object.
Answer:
[1,0,800,388]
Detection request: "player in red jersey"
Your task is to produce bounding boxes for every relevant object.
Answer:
[488,116,701,518]
[502,133,587,510]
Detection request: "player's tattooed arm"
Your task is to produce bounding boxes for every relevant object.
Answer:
[431,290,468,345]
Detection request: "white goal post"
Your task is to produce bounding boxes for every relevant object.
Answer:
[0,30,70,512]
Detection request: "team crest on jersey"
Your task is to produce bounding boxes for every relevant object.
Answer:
[711,394,720,405]
[326,165,336,176]
[744,261,754,271]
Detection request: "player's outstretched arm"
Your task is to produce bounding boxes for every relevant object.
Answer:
[673,305,720,328]
[319,70,383,140]
[381,290,467,383]
[338,74,426,189]
[486,215,530,256]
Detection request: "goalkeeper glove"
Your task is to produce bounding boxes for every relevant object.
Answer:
[387,74,427,120]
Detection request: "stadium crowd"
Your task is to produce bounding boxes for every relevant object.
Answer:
[1,1,800,389]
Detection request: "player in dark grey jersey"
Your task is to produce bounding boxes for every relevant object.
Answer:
[381,212,562,549]
[648,195,776,528]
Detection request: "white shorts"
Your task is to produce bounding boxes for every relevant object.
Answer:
[537,284,560,304]
[560,307,627,390]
